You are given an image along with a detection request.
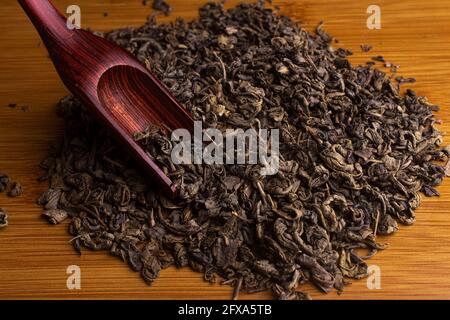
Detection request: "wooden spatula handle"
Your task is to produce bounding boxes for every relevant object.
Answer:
[18,0,71,45]
[17,0,187,198]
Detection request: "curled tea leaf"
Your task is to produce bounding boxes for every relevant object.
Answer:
[0,208,8,229]
[42,209,69,225]
[7,182,23,198]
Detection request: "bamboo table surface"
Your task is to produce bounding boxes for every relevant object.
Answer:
[1,0,450,300]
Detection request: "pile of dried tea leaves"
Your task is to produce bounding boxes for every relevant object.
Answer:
[38,1,447,299]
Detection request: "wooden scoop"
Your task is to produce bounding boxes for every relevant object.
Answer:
[18,0,195,198]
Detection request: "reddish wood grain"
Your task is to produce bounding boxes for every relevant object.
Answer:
[18,0,195,197]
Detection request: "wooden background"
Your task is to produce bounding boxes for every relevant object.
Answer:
[1,0,450,300]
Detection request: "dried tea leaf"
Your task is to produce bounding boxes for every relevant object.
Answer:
[152,0,171,15]
[0,208,8,229]
[0,172,9,192]
[42,209,69,225]
[7,182,23,197]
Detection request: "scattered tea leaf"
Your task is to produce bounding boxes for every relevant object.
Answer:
[0,208,7,229]
[360,44,372,52]
[7,182,23,198]
[152,0,171,15]
[0,172,9,192]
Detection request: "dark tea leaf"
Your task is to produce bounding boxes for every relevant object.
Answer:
[0,172,9,193]
[0,208,7,229]
[7,182,23,198]
[152,0,171,15]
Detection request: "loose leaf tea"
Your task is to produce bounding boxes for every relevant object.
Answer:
[0,208,7,229]
[0,172,9,192]
[37,1,447,299]
[0,172,16,229]
[0,172,23,197]
[360,44,372,52]
[7,182,23,198]
[0,172,21,198]
[152,0,172,15]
